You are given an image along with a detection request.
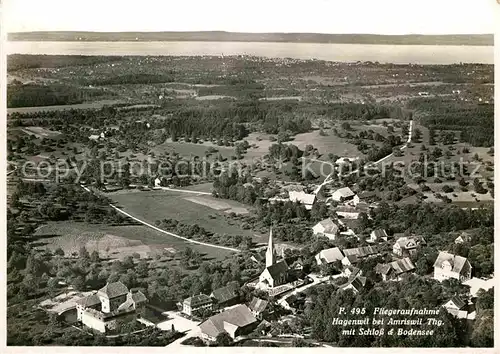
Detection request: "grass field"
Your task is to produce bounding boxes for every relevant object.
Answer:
[109,189,266,243]
[33,220,232,261]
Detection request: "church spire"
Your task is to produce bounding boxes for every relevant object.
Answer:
[266,227,276,267]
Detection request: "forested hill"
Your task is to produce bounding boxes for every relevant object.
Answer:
[8,31,494,45]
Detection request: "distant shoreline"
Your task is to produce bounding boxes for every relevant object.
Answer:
[8,31,494,46]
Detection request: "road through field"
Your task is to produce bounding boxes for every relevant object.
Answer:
[80,184,240,253]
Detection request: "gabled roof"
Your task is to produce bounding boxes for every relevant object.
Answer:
[433,251,469,274]
[394,236,424,249]
[248,297,269,314]
[317,247,344,264]
[390,257,415,274]
[340,276,366,292]
[184,293,212,307]
[315,218,339,234]
[332,187,355,199]
[343,246,379,258]
[375,263,392,275]
[371,229,387,238]
[265,260,289,280]
[199,304,257,338]
[130,290,147,304]
[211,281,240,304]
[446,296,466,310]
[76,293,101,308]
[98,281,129,299]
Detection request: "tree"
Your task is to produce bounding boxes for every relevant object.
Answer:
[215,332,233,346]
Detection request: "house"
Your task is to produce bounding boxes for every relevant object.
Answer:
[248,297,270,320]
[75,281,147,333]
[258,228,289,288]
[369,229,388,243]
[339,276,366,294]
[312,218,341,240]
[375,257,415,281]
[454,232,471,244]
[289,191,316,210]
[199,304,258,343]
[88,134,101,141]
[315,247,344,266]
[154,177,162,188]
[343,266,362,279]
[442,297,475,320]
[342,246,378,266]
[433,251,472,283]
[210,281,240,308]
[393,236,425,257]
[182,294,213,317]
[330,187,356,203]
[335,206,361,219]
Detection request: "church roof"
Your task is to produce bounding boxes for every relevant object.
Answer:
[265,260,288,280]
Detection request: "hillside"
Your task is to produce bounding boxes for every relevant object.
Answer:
[8,31,494,45]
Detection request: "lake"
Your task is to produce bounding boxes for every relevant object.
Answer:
[7,41,494,65]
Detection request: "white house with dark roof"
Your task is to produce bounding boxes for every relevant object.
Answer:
[182,293,213,317]
[433,251,472,283]
[75,281,147,333]
[199,304,258,342]
[339,276,366,294]
[442,296,475,320]
[312,217,342,240]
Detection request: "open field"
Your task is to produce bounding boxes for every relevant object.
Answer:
[109,189,266,243]
[7,99,123,114]
[33,220,232,260]
[22,126,63,139]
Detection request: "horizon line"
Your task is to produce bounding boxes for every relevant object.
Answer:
[8,30,494,36]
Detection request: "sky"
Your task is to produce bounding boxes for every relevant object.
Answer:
[3,0,497,34]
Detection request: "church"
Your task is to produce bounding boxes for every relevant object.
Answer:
[258,228,289,288]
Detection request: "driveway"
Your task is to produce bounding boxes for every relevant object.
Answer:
[157,311,201,346]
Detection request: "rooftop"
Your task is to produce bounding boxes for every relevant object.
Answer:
[433,251,469,273]
[97,281,129,299]
[199,304,257,338]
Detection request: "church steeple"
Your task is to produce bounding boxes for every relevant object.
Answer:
[266,227,276,267]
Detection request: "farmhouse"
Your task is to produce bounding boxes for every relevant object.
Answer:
[315,247,344,265]
[393,236,425,257]
[442,297,475,320]
[433,251,472,283]
[312,217,342,240]
[182,293,213,317]
[210,281,240,308]
[288,191,316,210]
[75,281,147,333]
[199,304,258,343]
[342,246,379,266]
[375,257,415,281]
[330,187,356,203]
[339,276,366,294]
